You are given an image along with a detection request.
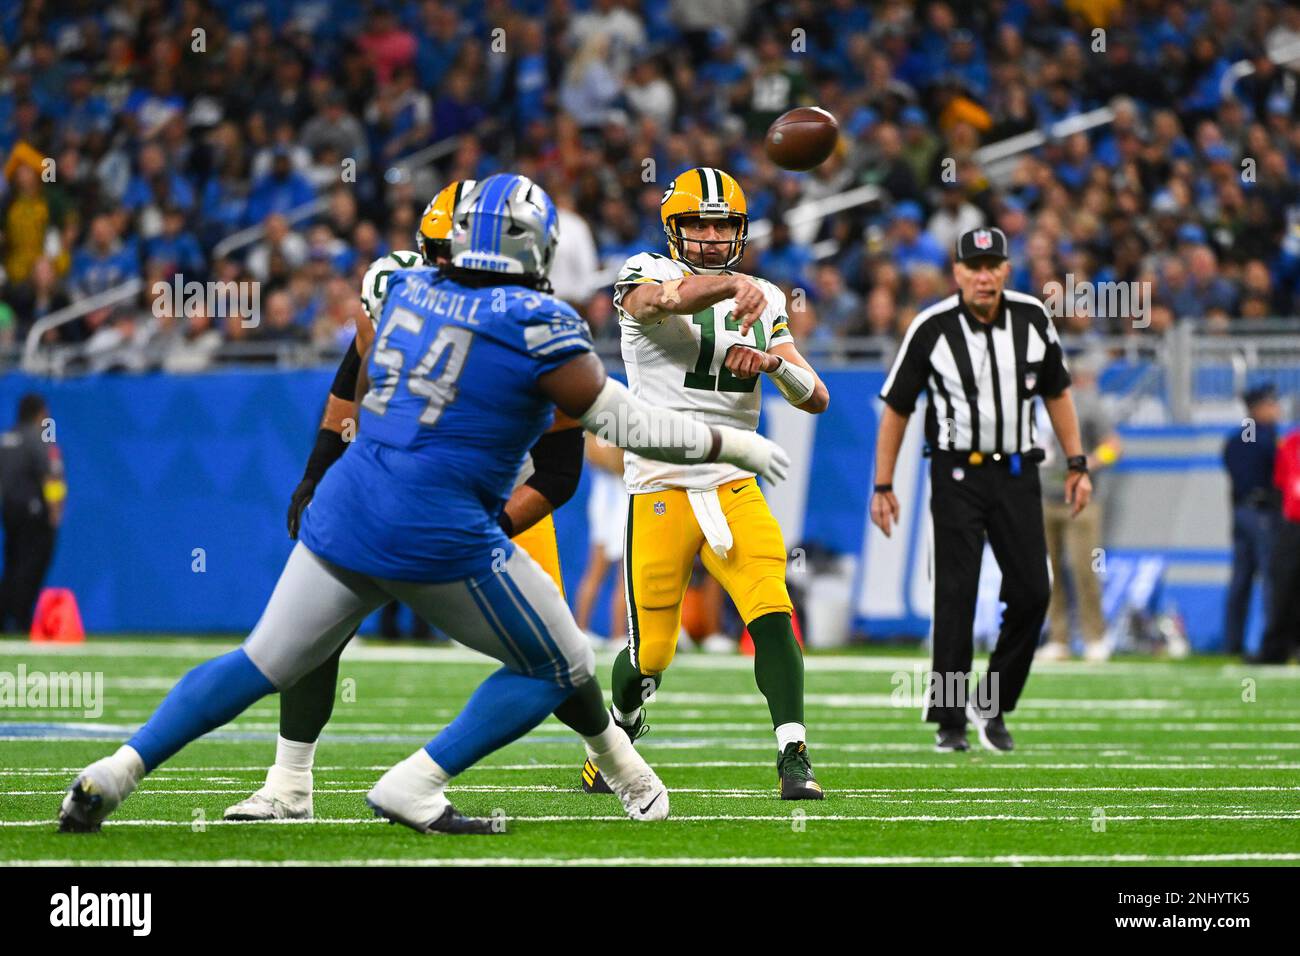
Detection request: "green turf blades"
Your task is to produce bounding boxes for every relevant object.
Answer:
[1,638,1298,865]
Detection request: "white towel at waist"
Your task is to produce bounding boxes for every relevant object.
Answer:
[687,488,733,559]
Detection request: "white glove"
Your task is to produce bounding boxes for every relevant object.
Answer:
[714,426,790,484]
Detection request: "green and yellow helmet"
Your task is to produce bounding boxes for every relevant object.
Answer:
[660,167,749,270]
[417,178,476,266]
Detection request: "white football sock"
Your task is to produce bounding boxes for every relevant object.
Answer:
[111,745,146,787]
[274,735,317,774]
[775,722,806,753]
[584,722,639,776]
[402,748,452,794]
[611,703,641,727]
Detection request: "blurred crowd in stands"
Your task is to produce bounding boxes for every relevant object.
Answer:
[4,0,1300,372]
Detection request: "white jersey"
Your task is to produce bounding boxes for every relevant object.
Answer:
[613,251,793,492]
[360,250,423,327]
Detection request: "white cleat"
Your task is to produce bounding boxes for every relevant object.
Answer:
[597,745,670,821]
[700,633,735,654]
[366,760,498,835]
[1035,642,1071,662]
[1083,640,1113,663]
[223,768,313,820]
[58,753,140,832]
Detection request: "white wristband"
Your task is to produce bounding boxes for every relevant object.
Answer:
[767,357,816,406]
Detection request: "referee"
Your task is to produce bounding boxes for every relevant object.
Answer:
[0,393,66,633]
[871,227,1092,752]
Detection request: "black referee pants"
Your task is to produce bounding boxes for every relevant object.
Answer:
[925,454,1051,727]
[0,510,56,633]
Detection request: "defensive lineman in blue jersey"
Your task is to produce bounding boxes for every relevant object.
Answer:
[59,173,790,834]
[298,265,578,584]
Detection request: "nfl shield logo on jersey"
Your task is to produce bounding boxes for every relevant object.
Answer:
[654,500,666,516]
[973,230,993,250]
[1025,371,1037,391]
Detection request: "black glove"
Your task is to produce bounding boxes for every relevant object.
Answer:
[288,429,351,539]
[287,477,318,539]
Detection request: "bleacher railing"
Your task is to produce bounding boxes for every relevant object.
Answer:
[21,132,470,373]
[13,322,1300,426]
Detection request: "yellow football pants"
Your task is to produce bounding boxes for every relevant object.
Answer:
[624,478,792,673]
[512,512,565,596]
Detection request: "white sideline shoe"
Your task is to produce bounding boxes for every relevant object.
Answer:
[1083,640,1113,663]
[1035,642,1071,662]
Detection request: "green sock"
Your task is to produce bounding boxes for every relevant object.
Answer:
[611,644,659,718]
[748,611,804,728]
[279,640,346,743]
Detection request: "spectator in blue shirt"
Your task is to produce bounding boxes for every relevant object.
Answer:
[414,1,465,89]
[508,19,550,128]
[810,262,862,340]
[758,220,814,291]
[69,215,138,299]
[122,143,196,213]
[244,148,317,227]
[697,30,748,90]
[1182,35,1230,117]
[53,64,112,135]
[433,67,488,139]
[145,207,206,279]
[889,201,949,275]
[945,29,989,99]
[122,70,185,137]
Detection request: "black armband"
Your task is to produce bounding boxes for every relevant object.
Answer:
[303,428,349,482]
[498,510,515,537]
[873,483,893,493]
[1066,455,1089,474]
[329,338,362,400]
[523,426,585,508]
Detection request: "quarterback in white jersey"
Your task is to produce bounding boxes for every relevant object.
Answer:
[581,165,831,802]
[615,249,795,491]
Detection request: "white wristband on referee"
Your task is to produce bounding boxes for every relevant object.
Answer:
[767,357,816,406]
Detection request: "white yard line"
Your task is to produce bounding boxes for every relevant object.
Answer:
[6,638,1297,679]
[6,775,1299,794]
[7,764,1300,780]
[5,810,1300,827]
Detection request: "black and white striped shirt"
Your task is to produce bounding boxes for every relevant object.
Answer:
[880,291,1071,454]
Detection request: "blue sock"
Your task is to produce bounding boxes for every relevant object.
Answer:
[128,649,276,772]
[425,667,569,776]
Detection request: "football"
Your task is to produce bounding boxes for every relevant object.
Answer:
[764,106,839,170]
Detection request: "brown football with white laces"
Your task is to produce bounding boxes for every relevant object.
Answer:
[764,107,839,171]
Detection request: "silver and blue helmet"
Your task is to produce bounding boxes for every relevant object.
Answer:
[448,173,560,280]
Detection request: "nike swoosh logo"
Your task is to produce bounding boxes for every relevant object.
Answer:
[731,486,744,493]
[639,791,664,814]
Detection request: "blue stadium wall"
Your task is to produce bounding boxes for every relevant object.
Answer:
[0,370,1259,650]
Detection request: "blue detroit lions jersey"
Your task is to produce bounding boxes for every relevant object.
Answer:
[300,267,593,581]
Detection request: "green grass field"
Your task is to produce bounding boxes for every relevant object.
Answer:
[2,637,1298,866]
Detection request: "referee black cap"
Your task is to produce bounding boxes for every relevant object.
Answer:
[955,227,1009,262]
